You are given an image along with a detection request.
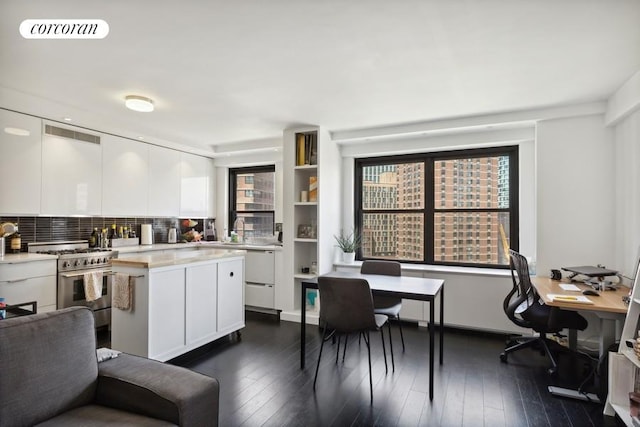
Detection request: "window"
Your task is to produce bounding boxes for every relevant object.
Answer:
[229,165,275,240]
[355,146,518,268]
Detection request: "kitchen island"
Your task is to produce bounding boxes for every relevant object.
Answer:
[110,248,245,361]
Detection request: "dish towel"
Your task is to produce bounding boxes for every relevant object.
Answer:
[96,347,121,363]
[84,271,103,302]
[113,273,133,310]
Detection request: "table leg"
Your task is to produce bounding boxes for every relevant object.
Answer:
[429,296,434,401]
[599,317,617,356]
[439,287,444,365]
[301,282,307,370]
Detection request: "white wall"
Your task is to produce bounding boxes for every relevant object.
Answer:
[612,96,640,277]
[535,115,616,274]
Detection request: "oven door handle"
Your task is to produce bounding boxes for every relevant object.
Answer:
[59,270,113,279]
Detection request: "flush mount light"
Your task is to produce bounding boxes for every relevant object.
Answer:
[4,127,30,136]
[63,117,72,122]
[125,95,154,112]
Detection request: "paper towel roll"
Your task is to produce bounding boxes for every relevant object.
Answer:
[141,224,153,245]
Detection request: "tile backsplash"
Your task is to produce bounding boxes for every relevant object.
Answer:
[0,216,212,252]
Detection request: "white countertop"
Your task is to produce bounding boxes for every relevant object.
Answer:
[0,253,59,264]
[114,241,281,254]
[112,248,247,269]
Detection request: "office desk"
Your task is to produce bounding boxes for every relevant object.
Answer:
[531,277,628,356]
[301,271,444,401]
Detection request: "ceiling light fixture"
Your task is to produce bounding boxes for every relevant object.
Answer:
[125,95,154,112]
[63,117,72,122]
[4,127,31,136]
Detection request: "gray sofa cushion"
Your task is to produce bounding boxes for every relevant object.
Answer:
[34,404,175,426]
[0,307,98,427]
[97,353,219,426]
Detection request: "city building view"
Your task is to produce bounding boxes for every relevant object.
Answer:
[361,155,511,265]
[233,170,275,239]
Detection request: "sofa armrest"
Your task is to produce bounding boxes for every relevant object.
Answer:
[96,353,219,427]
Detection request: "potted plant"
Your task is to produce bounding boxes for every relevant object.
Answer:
[334,229,361,263]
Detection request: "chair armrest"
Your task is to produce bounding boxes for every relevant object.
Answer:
[96,353,219,426]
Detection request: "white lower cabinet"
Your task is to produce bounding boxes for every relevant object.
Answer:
[217,258,244,332]
[186,263,217,346]
[245,250,276,309]
[149,268,186,358]
[0,259,57,313]
[111,255,244,361]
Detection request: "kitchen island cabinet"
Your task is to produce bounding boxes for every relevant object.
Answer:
[110,249,245,361]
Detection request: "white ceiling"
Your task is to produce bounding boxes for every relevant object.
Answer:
[1,0,639,155]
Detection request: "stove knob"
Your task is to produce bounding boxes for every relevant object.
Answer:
[90,259,96,265]
[102,258,108,264]
[74,260,80,267]
[62,261,69,268]
[84,259,89,266]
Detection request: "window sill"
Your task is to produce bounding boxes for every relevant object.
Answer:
[333,261,511,278]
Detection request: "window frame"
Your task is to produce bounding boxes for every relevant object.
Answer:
[228,165,276,238]
[354,146,519,269]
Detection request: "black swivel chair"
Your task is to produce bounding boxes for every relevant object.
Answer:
[361,260,405,362]
[500,249,588,374]
[314,276,390,403]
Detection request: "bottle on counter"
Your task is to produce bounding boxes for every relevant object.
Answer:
[10,232,21,253]
[129,224,136,239]
[110,224,117,241]
[118,225,124,239]
[101,228,109,249]
[123,226,129,239]
[89,228,98,248]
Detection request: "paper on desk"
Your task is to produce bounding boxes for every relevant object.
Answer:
[547,294,594,304]
[559,284,581,291]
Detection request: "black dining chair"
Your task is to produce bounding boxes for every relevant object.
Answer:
[500,249,588,374]
[361,260,404,365]
[313,276,390,403]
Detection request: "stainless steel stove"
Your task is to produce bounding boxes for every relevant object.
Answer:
[28,241,115,328]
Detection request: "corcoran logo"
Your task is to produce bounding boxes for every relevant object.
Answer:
[19,19,109,39]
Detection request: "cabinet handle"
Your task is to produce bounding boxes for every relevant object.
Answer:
[230,271,234,277]
[6,278,28,283]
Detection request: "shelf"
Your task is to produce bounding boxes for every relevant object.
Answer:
[294,164,317,170]
[294,273,317,280]
[294,202,318,206]
[623,347,640,369]
[610,402,633,427]
[294,238,318,243]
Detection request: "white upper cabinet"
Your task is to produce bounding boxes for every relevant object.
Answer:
[102,135,149,216]
[41,124,102,216]
[180,152,214,218]
[148,145,181,217]
[0,110,42,215]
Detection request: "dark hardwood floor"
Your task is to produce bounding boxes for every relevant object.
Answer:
[170,312,625,427]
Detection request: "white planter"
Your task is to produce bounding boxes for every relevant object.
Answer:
[342,252,356,263]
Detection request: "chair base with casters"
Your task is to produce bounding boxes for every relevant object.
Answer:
[500,332,562,375]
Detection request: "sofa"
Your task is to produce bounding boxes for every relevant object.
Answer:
[0,306,219,426]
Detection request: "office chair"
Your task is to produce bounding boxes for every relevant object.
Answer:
[313,276,390,403]
[500,249,588,375]
[361,260,404,365]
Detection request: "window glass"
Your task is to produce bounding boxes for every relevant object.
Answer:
[229,166,275,239]
[356,147,517,268]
